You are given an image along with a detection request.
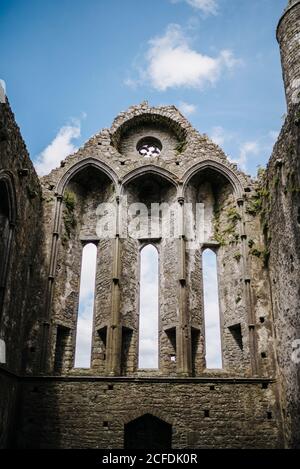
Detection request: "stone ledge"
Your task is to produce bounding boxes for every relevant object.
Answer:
[19,374,275,384]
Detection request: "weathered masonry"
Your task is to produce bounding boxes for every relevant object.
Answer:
[0,0,300,449]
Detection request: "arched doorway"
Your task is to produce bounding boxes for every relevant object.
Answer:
[124,414,172,449]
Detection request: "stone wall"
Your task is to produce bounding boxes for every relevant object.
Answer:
[262,104,300,448]
[38,103,273,381]
[17,377,280,449]
[0,97,293,448]
[0,99,45,448]
[0,371,19,448]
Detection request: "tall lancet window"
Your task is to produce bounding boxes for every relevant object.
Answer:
[138,245,159,369]
[0,181,10,278]
[74,243,97,368]
[202,249,222,369]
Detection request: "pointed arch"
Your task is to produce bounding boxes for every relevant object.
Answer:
[124,413,172,449]
[182,160,244,198]
[121,165,178,193]
[56,157,119,196]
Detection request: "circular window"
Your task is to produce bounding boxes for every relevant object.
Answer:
[137,137,162,157]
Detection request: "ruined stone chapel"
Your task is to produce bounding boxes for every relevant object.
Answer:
[0,0,300,449]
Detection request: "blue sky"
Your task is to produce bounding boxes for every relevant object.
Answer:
[1,0,287,177]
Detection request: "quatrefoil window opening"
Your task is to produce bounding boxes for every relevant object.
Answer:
[137,137,162,158]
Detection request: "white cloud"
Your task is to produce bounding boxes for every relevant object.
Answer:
[0,79,6,103]
[178,101,197,115]
[236,134,280,172]
[35,119,82,176]
[268,130,279,143]
[126,24,239,91]
[209,126,279,172]
[231,141,260,171]
[210,131,259,172]
[171,0,218,15]
[186,0,218,14]
[124,77,138,89]
[210,126,228,146]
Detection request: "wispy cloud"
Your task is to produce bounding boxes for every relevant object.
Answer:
[234,131,279,171]
[210,125,232,146]
[125,24,240,91]
[234,141,260,171]
[178,101,197,115]
[0,79,6,103]
[209,125,279,173]
[35,116,85,176]
[268,130,279,143]
[171,0,218,16]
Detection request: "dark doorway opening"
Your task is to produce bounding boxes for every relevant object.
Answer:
[124,414,172,449]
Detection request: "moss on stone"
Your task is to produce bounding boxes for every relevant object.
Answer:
[249,247,262,258]
[248,239,255,249]
[26,185,38,199]
[226,207,241,224]
[246,188,270,216]
[62,190,77,241]
[175,140,186,154]
[257,166,266,178]
[234,253,242,262]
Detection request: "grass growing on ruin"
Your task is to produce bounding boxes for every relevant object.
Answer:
[213,205,240,246]
[175,140,187,154]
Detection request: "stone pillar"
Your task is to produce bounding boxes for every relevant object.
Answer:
[238,198,259,376]
[0,221,15,319]
[176,196,192,376]
[39,193,63,373]
[106,196,122,376]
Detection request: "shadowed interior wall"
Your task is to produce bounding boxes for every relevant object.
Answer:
[262,105,300,448]
[0,100,45,448]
